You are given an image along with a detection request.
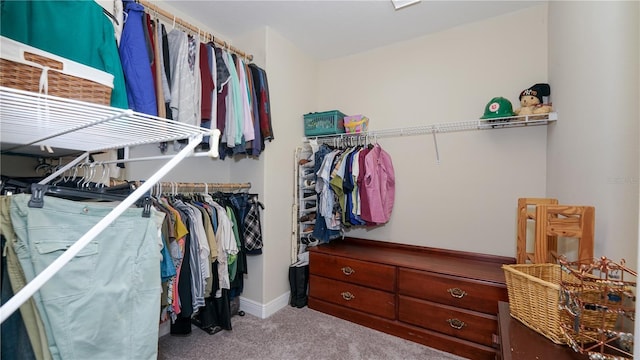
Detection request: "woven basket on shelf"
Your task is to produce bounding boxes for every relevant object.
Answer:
[502,263,618,345]
[0,36,113,105]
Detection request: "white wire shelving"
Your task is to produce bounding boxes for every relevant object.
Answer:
[0,85,221,323]
[304,112,557,143]
[303,112,557,164]
[0,86,214,155]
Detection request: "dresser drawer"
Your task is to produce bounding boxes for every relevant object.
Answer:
[398,268,507,314]
[309,252,396,292]
[399,295,497,347]
[309,275,396,319]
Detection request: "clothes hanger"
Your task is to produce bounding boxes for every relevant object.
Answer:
[102,7,119,26]
[28,182,130,209]
[171,182,177,200]
[27,160,140,209]
[82,163,97,189]
[52,161,72,186]
[98,163,109,189]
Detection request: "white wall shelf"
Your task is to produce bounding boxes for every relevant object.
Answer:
[305,112,557,143]
[0,86,214,156]
[304,112,557,164]
[0,85,220,323]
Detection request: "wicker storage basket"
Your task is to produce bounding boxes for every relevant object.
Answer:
[502,263,618,345]
[0,36,113,105]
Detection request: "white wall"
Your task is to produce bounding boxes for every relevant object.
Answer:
[259,27,317,305]
[223,25,320,310]
[0,155,40,178]
[314,5,549,257]
[547,1,639,270]
[226,27,268,306]
[126,145,231,183]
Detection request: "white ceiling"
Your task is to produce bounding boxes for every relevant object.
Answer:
[165,0,544,60]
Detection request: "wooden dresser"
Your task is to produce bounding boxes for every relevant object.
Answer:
[308,237,515,360]
[496,302,587,360]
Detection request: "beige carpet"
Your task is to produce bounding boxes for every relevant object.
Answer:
[158,305,467,360]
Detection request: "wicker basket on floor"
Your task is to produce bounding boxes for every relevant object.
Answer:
[502,263,618,345]
[0,36,113,105]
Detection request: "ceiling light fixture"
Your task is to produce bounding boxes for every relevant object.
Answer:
[391,0,421,10]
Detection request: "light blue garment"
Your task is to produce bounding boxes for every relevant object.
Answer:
[160,234,177,282]
[224,52,244,146]
[10,194,164,360]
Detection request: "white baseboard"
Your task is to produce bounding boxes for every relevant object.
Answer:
[159,320,170,337]
[239,292,290,319]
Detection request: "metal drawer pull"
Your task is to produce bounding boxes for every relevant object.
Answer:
[447,287,467,299]
[341,291,355,301]
[447,318,466,330]
[341,266,355,276]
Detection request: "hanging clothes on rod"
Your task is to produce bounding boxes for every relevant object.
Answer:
[136,0,274,159]
[145,183,264,337]
[1,180,264,360]
[120,0,158,116]
[307,140,395,244]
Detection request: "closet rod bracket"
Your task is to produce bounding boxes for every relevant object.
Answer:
[432,129,441,165]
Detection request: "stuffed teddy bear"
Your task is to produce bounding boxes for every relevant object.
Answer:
[514,83,553,115]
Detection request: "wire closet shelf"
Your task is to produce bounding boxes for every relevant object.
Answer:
[304,112,558,144]
[0,85,222,323]
[303,112,556,164]
[0,86,214,155]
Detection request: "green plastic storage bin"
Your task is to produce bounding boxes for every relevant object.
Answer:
[303,110,346,136]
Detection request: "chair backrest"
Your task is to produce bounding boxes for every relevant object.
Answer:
[516,198,558,264]
[534,205,595,264]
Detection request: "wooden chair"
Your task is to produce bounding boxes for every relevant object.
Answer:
[533,205,595,264]
[517,198,558,264]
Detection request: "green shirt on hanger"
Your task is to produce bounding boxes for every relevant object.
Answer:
[1,0,129,109]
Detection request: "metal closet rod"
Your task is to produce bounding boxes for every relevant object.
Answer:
[304,123,454,164]
[93,146,219,165]
[138,0,254,62]
[131,181,252,192]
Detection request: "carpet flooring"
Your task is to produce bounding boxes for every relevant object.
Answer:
[158,305,468,360]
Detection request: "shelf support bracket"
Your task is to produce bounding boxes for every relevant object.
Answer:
[432,128,440,165]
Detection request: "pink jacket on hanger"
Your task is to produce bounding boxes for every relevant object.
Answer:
[361,144,395,224]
